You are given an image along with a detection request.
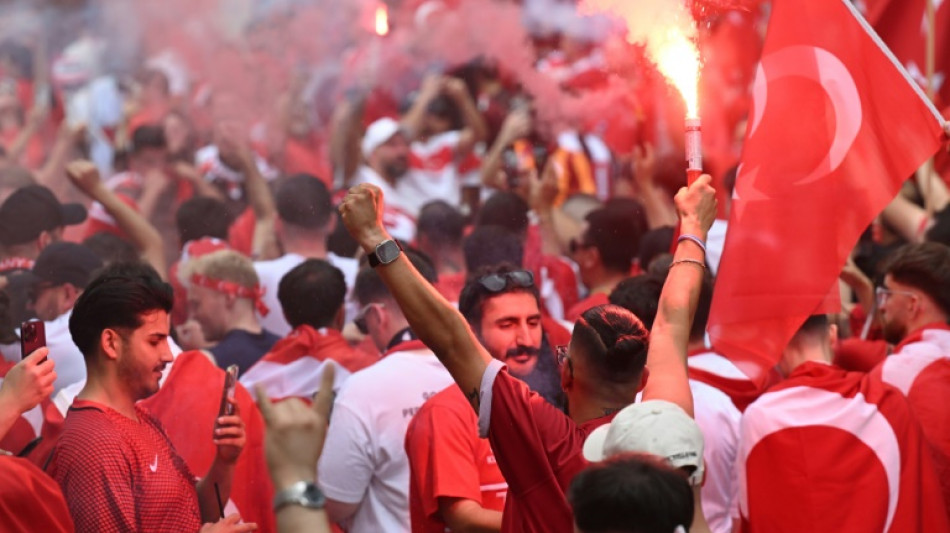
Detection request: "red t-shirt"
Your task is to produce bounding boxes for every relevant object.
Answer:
[565,292,610,323]
[740,361,949,532]
[0,456,73,533]
[434,271,467,303]
[48,400,203,533]
[479,360,614,533]
[406,385,507,533]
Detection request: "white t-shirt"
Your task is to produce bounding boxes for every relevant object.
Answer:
[254,252,359,337]
[354,166,418,243]
[691,378,741,533]
[46,310,86,395]
[318,345,454,532]
[401,130,463,213]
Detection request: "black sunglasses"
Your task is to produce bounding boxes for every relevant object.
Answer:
[477,270,535,293]
[569,238,593,254]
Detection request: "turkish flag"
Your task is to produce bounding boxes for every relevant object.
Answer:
[859,0,950,107]
[739,362,949,531]
[240,326,364,401]
[707,0,946,383]
[141,351,276,533]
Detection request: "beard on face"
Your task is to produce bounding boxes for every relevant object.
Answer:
[881,318,907,345]
[381,158,409,180]
[504,345,540,360]
[117,346,166,401]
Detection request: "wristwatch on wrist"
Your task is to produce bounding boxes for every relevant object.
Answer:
[368,239,403,268]
[273,481,325,511]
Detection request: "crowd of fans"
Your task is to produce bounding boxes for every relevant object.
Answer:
[0,0,949,532]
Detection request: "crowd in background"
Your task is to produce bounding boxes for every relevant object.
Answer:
[0,0,949,532]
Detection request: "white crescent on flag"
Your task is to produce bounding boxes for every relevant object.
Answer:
[739,386,901,531]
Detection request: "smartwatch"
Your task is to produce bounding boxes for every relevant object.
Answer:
[368,239,403,268]
[273,481,326,511]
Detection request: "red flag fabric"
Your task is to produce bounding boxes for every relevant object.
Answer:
[708,0,945,383]
[738,362,950,532]
[141,350,276,533]
[0,456,74,533]
[240,326,375,401]
[860,0,950,106]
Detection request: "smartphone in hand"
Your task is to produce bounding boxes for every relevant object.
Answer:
[217,364,239,419]
[20,320,46,361]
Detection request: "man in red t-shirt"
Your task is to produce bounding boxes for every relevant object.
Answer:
[865,242,950,510]
[340,175,716,533]
[47,263,256,533]
[405,264,557,532]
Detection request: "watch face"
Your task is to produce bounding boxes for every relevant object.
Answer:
[377,240,401,264]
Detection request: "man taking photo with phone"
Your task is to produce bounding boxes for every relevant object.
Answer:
[47,263,257,533]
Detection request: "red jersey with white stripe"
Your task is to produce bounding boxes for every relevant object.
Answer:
[738,361,949,532]
[477,359,615,533]
[403,130,463,213]
[870,323,950,510]
[406,385,507,533]
[48,400,203,533]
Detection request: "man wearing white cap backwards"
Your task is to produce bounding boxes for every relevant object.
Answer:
[339,174,716,533]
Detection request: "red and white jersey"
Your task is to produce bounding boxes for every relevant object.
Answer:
[690,378,740,533]
[738,361,949,532]
[403,130,463,213]
[871,323,950,510]
[354,165,418,242]
[688,350,764,412]
[318,340,454,532]
[406,385,508,533]
[195,145,278,201]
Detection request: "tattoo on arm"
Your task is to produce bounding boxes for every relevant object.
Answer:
[466,388,480,410]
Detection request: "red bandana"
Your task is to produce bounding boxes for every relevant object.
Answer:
[0,257,35,271]
[190,274,270,317]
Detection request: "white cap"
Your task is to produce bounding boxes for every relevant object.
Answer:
[361,117,402,159]
[582,400,705,486]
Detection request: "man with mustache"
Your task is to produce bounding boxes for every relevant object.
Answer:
[405,264,557,532]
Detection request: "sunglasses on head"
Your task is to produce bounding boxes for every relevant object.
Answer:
[477,270,535,293]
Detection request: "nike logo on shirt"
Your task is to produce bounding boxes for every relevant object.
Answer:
[149,454,158,473]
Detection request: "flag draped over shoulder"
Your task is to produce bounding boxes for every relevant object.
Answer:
[141,350,276,533]
[708,0,946,384]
